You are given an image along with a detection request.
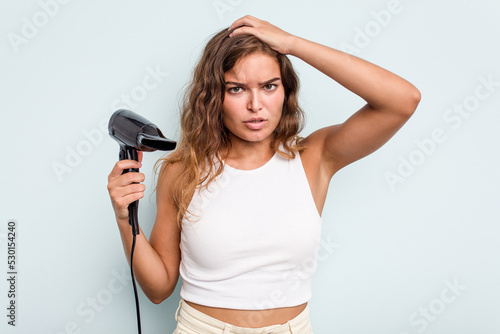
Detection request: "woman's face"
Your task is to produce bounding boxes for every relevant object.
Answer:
[222,52,285,146]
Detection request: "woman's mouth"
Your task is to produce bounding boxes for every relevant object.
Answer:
[244,118,267,130]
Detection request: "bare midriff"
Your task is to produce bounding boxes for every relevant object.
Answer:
[185,301,308,328]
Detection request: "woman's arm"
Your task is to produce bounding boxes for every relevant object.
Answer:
[229,16,421,175]
[107,155,181,304]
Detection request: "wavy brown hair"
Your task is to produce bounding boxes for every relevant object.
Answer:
[155,27,306,229]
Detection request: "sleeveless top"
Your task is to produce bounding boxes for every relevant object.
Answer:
[179,150,323,310]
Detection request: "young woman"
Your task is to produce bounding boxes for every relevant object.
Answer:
[107,15,420,334]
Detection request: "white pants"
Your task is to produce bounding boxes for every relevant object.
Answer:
[173,299,314,334]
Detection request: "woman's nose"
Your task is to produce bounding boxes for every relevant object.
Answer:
[247,91,262,112]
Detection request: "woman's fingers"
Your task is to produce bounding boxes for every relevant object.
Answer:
[111,184,145,207]
[112,187,144,203]
[108,176,146,219]
[228,14,257,31]
[108,159,142,180]
[111,169,145,186]
[109,180,146,198]
[229,15,294,54]
[107,159,146,219]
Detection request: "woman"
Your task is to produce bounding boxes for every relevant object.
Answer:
[107,15,420,333]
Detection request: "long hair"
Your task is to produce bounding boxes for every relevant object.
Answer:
[155,27,306,229]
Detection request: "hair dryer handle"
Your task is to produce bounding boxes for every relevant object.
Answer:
[119,146,140,236]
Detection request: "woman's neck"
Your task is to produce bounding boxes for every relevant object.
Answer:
[222,137,275,170]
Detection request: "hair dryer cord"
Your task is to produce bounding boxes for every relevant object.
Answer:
[130,233,142,334]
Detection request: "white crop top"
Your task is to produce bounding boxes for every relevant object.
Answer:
[179,150,322,310]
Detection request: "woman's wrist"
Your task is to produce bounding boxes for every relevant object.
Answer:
[284,34,304,56]
[116,216,131,230]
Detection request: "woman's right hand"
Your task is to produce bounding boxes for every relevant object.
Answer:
[107,152,145,221]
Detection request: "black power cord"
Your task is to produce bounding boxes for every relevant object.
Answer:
[130,233,142,334]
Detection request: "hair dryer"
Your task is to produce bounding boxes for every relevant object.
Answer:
[108,109,176,235]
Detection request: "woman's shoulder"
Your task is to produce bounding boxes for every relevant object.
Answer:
[155,157,184,195]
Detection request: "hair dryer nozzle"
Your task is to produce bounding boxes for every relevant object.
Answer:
[138,132,177,151]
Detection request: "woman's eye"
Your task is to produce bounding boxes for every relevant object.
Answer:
[264,84,276,91]
[228,87,242,93]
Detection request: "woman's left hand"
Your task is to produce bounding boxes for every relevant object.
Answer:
[228,15,295,55]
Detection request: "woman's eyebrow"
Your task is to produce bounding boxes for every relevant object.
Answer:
[225,77,281,86]
[260,77,281,85]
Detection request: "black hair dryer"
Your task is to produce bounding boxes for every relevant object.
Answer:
[108,109,176,235]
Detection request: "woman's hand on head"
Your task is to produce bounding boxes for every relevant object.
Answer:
[229,15,295,55]
[107,152,145,221]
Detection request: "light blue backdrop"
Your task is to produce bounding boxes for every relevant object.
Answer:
[1,0,499,333]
